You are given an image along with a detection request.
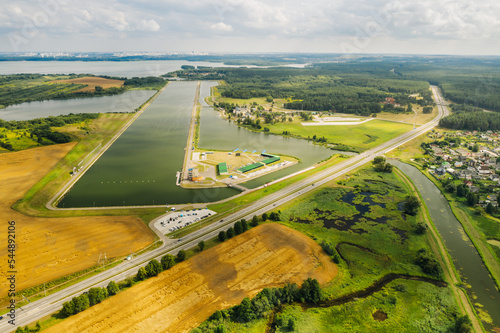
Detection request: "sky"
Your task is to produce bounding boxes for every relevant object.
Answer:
[1,0,499,55]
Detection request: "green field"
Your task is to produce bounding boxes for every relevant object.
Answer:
[256,118,412,152]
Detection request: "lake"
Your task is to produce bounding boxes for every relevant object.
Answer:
[0,90,155,121]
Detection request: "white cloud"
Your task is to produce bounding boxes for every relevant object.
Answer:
[210,21,233,32]
[0,0,499,54]
[137,19,160,32]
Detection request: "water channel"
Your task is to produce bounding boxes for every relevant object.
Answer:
[59,81,335,207]
[393,160,500,331]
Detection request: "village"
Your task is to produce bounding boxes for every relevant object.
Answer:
[423,129,500,208]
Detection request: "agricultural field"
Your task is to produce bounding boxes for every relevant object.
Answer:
[44,223,338,333]
[0,144,155,300]
[196,166,464,332]
[52,76,124,92]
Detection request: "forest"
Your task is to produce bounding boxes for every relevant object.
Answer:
[439,111,500,131]
[172,66,432,116]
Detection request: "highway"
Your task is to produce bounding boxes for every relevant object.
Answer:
[0,86,449,332]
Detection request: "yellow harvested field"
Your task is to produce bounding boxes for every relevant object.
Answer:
[0,144,154,298]
[54,76,124,92]
[46,223,338,333]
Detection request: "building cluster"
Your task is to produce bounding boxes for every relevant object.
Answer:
[425,130,500,207]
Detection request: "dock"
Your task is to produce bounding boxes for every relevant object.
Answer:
[175,171,181,186]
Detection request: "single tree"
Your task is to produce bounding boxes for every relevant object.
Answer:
[145,259,163,277]
[234,221,242,235]
[161,254,176,270]
[486,202,495,215]
[88,287,105,306]
[403,196,421,216]
[262,213,268,221]
[466,192,477,206]
[241,220,248,232]
[107,281,119,296]
[226,227,235,239]
[251,215,259,227]
[218,230,227,242]
[136,267,147,281]
[198,240,205,251]
[176,249,186,262]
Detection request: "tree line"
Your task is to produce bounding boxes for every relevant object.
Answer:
[439,111,500,131]
[194,278,322,333]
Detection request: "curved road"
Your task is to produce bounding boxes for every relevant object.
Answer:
[0,86,449,333]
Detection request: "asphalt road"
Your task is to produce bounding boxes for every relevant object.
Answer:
[0,85,449,332]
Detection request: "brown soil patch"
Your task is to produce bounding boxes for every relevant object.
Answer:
[54,76,124,92]
[372,309,388,321]
[46,223,338,333]
[0,144,154,298]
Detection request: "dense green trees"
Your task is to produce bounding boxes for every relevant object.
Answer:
[439,111,500,131]
[403,196,421,216]
[145,259,163,277]
[176,250,186,262]
[198,278,322,331]
[107,281,120,296]
[161,254,176,270]
[414,249,441,278]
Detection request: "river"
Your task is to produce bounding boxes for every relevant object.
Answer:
[393,160,500,331]
[58,81,335,207]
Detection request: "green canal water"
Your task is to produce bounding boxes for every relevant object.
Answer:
[59,81,335,207]
[393,161,500,331]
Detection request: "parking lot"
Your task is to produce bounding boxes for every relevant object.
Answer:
[154,208,217,235]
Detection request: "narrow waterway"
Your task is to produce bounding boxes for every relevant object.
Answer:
[393,160,500,331]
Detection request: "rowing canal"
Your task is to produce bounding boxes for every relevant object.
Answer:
[393,160,500,331]
[58,81,335,207]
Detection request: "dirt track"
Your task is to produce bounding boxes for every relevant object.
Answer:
[46,223,338,333]
[0,144,154,298]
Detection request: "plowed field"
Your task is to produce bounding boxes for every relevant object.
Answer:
[46,223,338,333]
[0,144,154,298]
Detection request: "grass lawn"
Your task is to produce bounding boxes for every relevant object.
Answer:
[256,118,412,152]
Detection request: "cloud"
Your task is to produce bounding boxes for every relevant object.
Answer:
[210,22,233,32]
[0,0,499,54]
[137,19,160,32]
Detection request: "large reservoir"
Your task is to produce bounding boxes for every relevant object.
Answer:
[59,81,335,207]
